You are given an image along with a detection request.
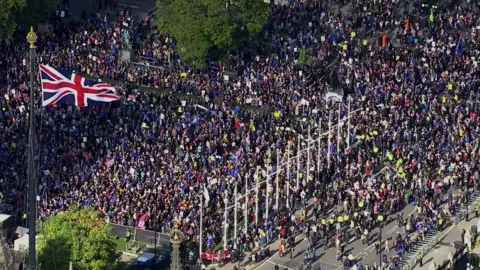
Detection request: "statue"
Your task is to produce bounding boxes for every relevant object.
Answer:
[0,233,14,269]
[465,229,472,251]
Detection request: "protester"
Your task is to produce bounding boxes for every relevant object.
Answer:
[0,0,478,268]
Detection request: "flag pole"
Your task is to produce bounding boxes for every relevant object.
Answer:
[317,118,322,174]
[255,167,259,227]
[265,166,269,225]
[244,174,248,234]
[27,27,38,270]
[199,195,203,265]
[347,96,351,149]
[307,125,311,184]
[327,110,332,169]
[233,181,238,249]
[275,149,280,211]
[154,217,157,259]
[337,103,341,153]
[296,137,300,191]
[223,195,228,251]
[286,144,290,209]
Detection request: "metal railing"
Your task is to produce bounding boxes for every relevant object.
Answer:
[109,223,171,246]
[435,244,468,270]
[401,189,480,270]
[402,231,446,270]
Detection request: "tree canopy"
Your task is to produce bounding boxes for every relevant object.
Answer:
[0,0,27,42]
[0,0,57,43]
[38,206,120,270]
[156,0,270,69]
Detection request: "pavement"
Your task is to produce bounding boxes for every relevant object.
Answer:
[414,217,479,270]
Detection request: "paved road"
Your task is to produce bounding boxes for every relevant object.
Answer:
[111,0,155,18]
[254,203,417,270]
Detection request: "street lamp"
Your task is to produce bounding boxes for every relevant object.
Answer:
[26,26,38,270]
[377,215,384,268]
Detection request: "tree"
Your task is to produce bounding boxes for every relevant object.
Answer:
[0,0,27,42]
[0,0,56,43]
[156,0,270,69]
[298,48,313,65]
[38,206,120,270]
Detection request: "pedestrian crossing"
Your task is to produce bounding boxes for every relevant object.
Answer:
[398,190,480,269]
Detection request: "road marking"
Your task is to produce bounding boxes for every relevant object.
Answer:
[387,225,398,235]
[365,242,376,252]
[348,236,357,243]
[118,3,140,8]
[266,260,294,270]
[357,252,367,258]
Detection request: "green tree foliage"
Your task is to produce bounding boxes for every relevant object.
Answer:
[156,0,270,69]
[0,0,56,43]
[0,0,27,42]
[298,48,312,65]
[38,206,120,270]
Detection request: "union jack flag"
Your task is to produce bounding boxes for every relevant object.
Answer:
[40,64,120,107]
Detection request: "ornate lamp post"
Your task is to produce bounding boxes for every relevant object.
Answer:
[377,215,384,269]
[26,26,38,270]
[170,225,183,270]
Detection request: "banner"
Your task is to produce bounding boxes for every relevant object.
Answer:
[325,91,343,103]
[200,250,232,261]
[136,214,148,230]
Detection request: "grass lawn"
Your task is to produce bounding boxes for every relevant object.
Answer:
[113,237,146,253]
[113,237,128,252]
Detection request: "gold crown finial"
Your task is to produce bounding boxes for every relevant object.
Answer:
[26,26,37,48]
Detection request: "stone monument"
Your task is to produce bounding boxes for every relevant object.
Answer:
[0,233,14,270]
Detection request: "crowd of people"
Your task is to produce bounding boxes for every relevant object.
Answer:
[1,0,480,269]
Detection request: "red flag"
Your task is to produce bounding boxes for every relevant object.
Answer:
[136,214,148,230]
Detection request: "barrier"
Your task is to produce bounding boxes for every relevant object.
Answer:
[435,244,468,270]
[109,223,171,246]
[200,250,232,262]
